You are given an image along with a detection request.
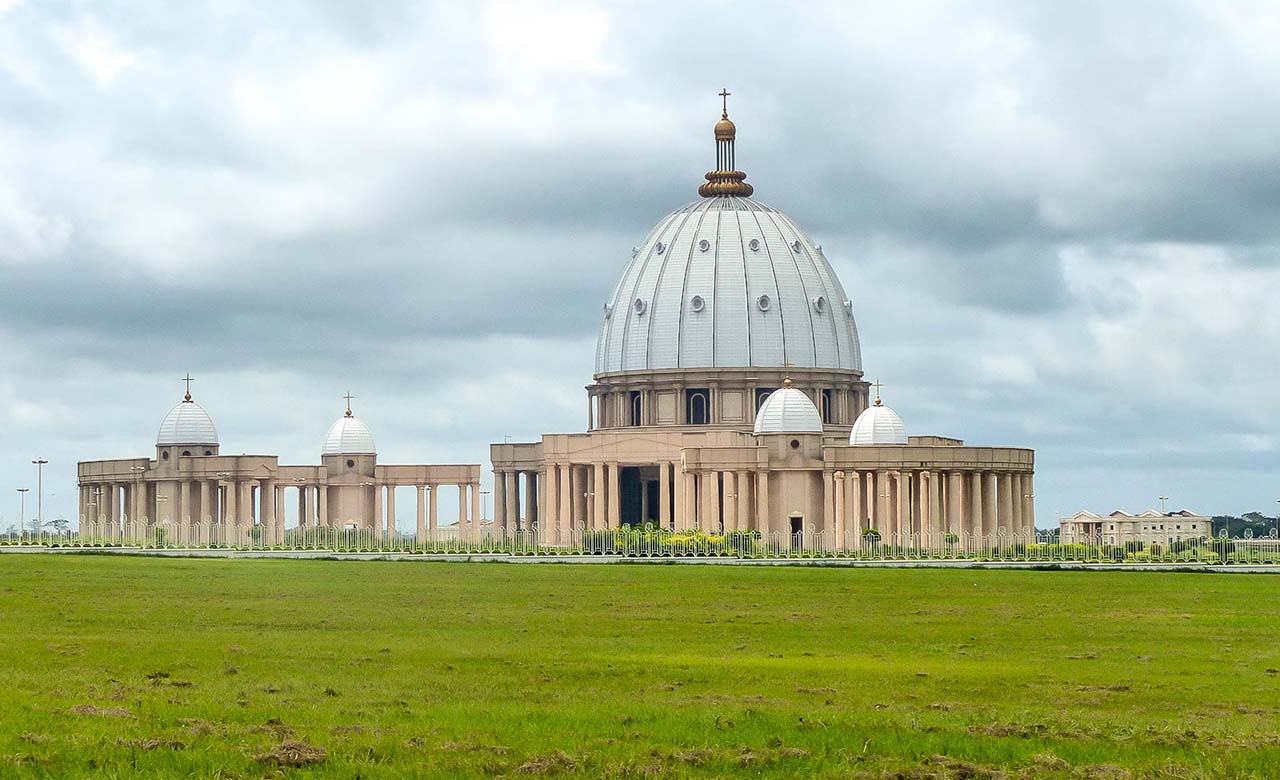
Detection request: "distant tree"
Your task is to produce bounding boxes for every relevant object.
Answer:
[47,518,70,535]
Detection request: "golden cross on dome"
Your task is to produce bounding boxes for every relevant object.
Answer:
[719,87,731,117]
[181,372,194,401]
[343,392,355,417]
[872,379,885,406]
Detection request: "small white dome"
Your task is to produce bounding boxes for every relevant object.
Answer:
[754,383,824,434]
[156,399,219,446]
[322,412,376,455]
[850,401,907,445]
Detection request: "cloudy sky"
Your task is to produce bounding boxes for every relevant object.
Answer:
[2,0,1278,529]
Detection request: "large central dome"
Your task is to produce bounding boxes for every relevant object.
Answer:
[594,196,862,375]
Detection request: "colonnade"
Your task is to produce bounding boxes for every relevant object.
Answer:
[491,463,1034,547]
[823,469,1035,544]
[77,478,482,543]
[493,462,771,539]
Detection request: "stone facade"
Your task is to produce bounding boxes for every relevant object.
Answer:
[1060,509,1211,546]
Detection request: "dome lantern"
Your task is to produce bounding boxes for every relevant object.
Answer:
[698,88,754,198]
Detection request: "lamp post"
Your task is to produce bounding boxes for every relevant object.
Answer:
[481,489,491,522]
[16,488,29,537]
[31,458,47,533]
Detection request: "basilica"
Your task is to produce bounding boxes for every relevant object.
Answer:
[78,99,1035,548]
[489,102,1035,546]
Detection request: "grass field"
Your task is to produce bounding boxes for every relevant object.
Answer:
[1,557,1278,779]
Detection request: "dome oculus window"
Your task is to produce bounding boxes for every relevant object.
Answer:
[757,294,771,312]
[347,459,355,468]
[791,240,802,253]
[655,241,666,254]
[602,303,612,319]
[790,439,801,450]
[633,298,647,315]
[748,238,761,252]
[698,239,710,252]
[811,295,826,313]
[690,295,705,312]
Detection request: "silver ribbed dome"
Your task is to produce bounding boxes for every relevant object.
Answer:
[322,413,376,455]
[156,400,219,446]
[850,402,907,445]
[595,197,862,374]
[753,384,823,434]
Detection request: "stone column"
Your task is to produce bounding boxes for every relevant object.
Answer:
[1011,473,1024,539]
[386,485,397,539]
[659,461,672,530]
[225,481,239,531]
[505,471,519,532]
[429,484,440,533]
[317,485,328,527]
[457,483,469,532]
[847,472,862,548]
[558,465,572,536]
[737,470,751,535]
[416,485,426,542]
[682,471,697,532]
[832,471,845,547]
[544,466,558,533]
[875,471,889,534]
[998,472,1013,536]
[492,475,505,535]
[605,464,619,528]
[755,471,770,535]
[1023,473,1035,536]
[895,472,910,542]
[470,481,481,538]
[823,471,836,536]
[947,472,962,536]
[570,466,585,534]
[969,471,983,538]
[705,472,723,533]
[592,463,606,530]
[296,486,307,530]
[526,471,540,530]
[673,465,686,531]
[927,471,943,541]
[982,472,997,542]
[723,471,738,532]
[261,480,277,543]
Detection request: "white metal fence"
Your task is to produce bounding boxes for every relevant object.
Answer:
[4,521,1280,564]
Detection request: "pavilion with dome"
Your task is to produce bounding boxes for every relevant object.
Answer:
[491,100,1035,546]
[76,384,480,543]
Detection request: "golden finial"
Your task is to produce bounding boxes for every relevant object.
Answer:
[699,88,753,198]
[782,358,792,388]
[181,372,194,402]
[343,391,355,418]
[872,380,884,407]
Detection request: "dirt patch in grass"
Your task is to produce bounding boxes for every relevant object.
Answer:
[517,750,580,774]
[69,704,135,718]
[254,740,327,768]
[114,738,185,751]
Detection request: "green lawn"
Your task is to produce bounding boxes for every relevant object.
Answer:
[1,556,1278,779]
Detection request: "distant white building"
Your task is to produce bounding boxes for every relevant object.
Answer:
[1060,509,1212,546]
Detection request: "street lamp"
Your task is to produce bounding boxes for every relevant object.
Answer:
[16,488,29,536]
[31,458,48,533]
[481,489,491,521]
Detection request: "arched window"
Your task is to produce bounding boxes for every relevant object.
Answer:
[821,389,834,424]
[630,391,642,426]
[181,450,192,457]
[688,390,709,425]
